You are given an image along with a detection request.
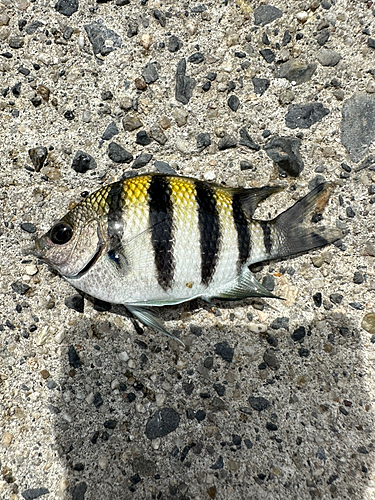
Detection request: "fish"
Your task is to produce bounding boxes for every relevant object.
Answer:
[27,174,342,344]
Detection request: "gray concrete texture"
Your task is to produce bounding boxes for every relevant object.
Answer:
[0,0,375,499]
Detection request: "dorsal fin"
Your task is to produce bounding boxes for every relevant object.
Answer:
[234,185,284,218]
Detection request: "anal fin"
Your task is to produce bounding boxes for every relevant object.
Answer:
[125,304,185,346]
[213,268,281,301]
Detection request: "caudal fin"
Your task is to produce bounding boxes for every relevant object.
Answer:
[272,183,342,259]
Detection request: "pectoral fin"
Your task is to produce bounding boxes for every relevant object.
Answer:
[213,268,281,301]
[125,304,185,346]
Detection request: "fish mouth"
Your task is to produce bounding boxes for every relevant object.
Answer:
[67,241,104,279]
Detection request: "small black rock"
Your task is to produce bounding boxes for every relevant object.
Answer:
[11,282,30,295]
[282,30,292,45]
[153,9,166,27]
[228,94,240,112]
[108,142,133,163]
[214,341,234,362]
[218,135,237,151]
[142,62,159,84]
[330,293,343,304]
[291,326,306,342]
[12,82,22,97]
[210,456,224,470]
[239,127,260,151]
[313,292,322,307]
[29,146,48,172]
[259,49,275,63]
[213,383,225,397]
[254,5,283,26]
[102,121,119,141]
[168,35,182,52]
[64,110,75,120]
[202,81,211,92]
[195,409,206,422]
[188,52,204,64]
[197,132,211,149]
[145,408,180,439]
[154,161,176,175]
[266,422,278,431]
[71,150,97,173]
[136,130,151,146]
[252,77,270,96]
[175,58,196,104]
[71,482,87,500]
[353,271,364,284]
[55,0,78,17]
[21,488,50,500]
[249,396,270,411]
[93,392,103,408]
[65,294,84,313]
[20,222,37,233]
[104,419,117,429]
[206,72,217,81]
[132,153,153,169]
[270,316,289,330]
[285,103,330,129]
[101,90,113,100]
[68,345,82,368]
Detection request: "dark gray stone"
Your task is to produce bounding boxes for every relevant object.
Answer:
[252,77,270,95]
[188,52,204,64]
[108,142,133,163]
[239,127,260,151]
[168,35,182,52]
[29,146,47,172]
[63,25,74,40]
[136,130,151,146]
[65,294,84,313]
[142,63,159,84]
[9,37,24,49]
[20,223,37,233]
[84,21,122,58]
[368,38,375,49]
[260,48,275,63]
[228,94,240,111]
[341,93,375,162]
[275,60,317,84]
[68,345,82,368]
[71,482,87,500]
[102,121,119,141]
[127,20,138,38]
[132,153,153,169]
[249,396,270,411]
[330,293,343,304]
[262,274,275,291]
[21,488,49,500]
[291,326,306,342]
[93,392,103,407]
[11,282,30,295]
[25,20,43,35]
[316,29,330,46]
[214,341,234,362]
[197,132,211,149]
[285,103,330,129]
[145,408,180,439]
[254,5,283,26]
[153,9,166,27]
[175,58,196,104]
[210,456,224,469]
[55,0,78,17]
[150,125,167,145]
[316,48,341,67]
[71,150,97,173]
[154,161,177,175]
[218,134,237,150]
[263,349,280,370]
[264,136,304,176]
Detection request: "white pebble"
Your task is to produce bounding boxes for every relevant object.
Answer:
[78,33,85,49]
[248,322,268,333]
[98,457,108,470]
[36,326,51,346]
[204,171,216,181]
[155,393,166,407]
[82,110,91,123]
[86,392,94,404]
[128,359,136,369]
[140,34,152,50]
[62,412,72,423]
[135,403,145,413]
[55,330,65,344]
[25,264,37,276]
[118,351,129,362]
[152,438,161,450]
[296,11,308,23]
[111,379,120,390]
[366,80,375,94]
[186,22,197,35]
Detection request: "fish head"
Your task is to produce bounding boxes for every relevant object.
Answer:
[28,205,104,279]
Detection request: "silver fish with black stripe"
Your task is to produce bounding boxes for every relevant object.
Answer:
[27,174,342,343]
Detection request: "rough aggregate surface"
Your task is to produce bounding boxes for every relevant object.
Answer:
[1,1,375,499]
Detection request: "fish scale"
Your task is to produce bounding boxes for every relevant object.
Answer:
[28,174,342,343]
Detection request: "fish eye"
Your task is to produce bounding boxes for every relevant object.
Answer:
[50,223,73,245]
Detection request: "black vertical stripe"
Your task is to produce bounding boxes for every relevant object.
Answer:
[195,181,221,286]
[260,221,272,255]
[232,193,251,271]
[107,181,124,244]
[148,175,175,291]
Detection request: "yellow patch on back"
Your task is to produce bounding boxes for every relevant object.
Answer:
[122,176,151,207]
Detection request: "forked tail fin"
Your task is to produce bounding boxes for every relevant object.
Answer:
[271,182,342,259]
